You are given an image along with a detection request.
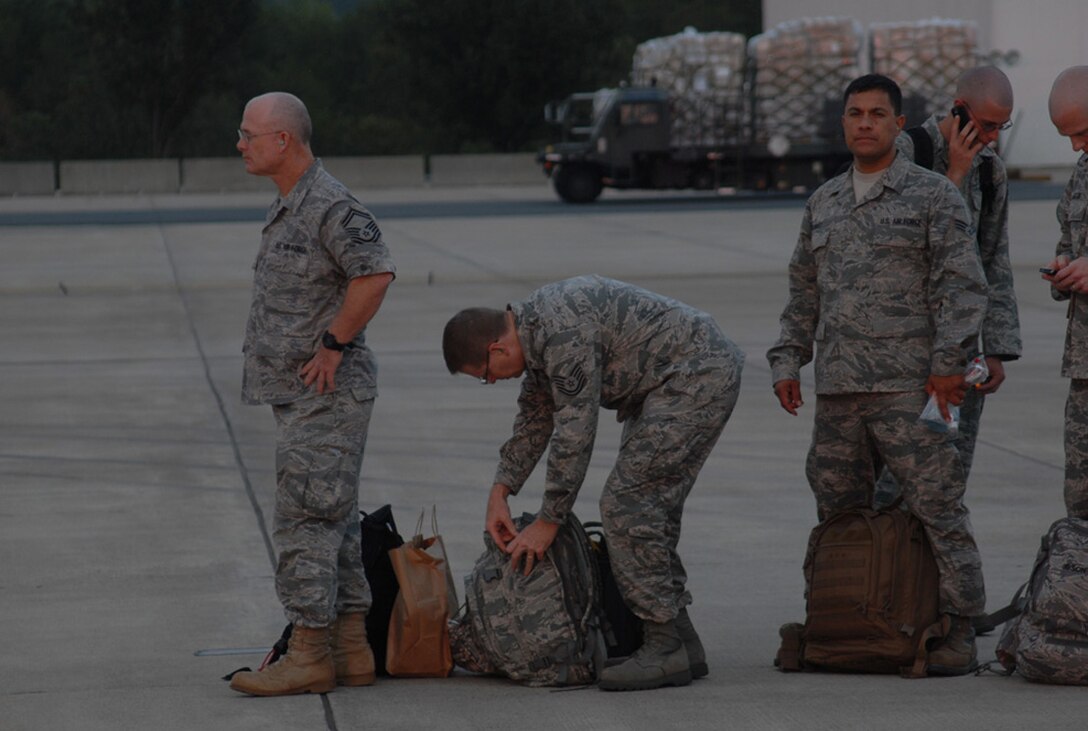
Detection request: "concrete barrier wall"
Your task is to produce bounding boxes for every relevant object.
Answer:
[324,156,425,188]
[0,162,55,195]
[60,159,180,194]
[180,158,267,193]
[429,153,542,186]
[181,156,426,191]
[4,153,543,195]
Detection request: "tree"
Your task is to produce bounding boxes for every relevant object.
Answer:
[619,0,761,45]
[372,0,629,153]
[76,0,257,157]
[0,0,762,159]
[367,0,760,153]
[0,0,83,158]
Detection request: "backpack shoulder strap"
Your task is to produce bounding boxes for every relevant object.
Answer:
[972,581,1027,636]
[979,155,996,216]
[906,127,934,170]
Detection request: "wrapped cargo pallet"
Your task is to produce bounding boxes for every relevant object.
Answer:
[870,18,979,123]
[631,27,746,147]
[747,17,862,145]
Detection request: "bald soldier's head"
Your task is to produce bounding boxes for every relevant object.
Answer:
[1050,66,1088,152]
[237,91,317,194]
[949,66,1013,147]
[957,66,1014,110]
[245,92,313,146]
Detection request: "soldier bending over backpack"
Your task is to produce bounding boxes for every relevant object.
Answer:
[443,275,744,691]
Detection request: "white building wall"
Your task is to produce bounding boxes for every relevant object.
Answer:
[764,0,1087,169]
[991,0,1088,169]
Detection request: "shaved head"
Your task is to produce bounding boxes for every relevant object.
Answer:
[238,91,317,191]
[246,92,313,145]
[957,66,1014,109]
[1050,66,1088,121]
[1049,67,1088,151]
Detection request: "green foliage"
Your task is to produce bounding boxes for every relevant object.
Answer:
[0,0,760,159]
[76,0,258,157]
[0,0,79,157]
[365,0,632,153]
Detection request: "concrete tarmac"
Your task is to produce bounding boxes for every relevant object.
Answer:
[3,181,1087,730]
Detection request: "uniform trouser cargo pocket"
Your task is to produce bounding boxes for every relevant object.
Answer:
[272,389,375,626]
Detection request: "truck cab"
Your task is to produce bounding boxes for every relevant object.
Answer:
[540,87,673,203]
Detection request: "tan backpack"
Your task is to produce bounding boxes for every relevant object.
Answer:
[776,504,948,678]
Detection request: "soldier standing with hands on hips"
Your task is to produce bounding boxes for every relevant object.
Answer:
[228,92,395,697]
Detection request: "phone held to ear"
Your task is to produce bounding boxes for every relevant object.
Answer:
[951,105,969,127]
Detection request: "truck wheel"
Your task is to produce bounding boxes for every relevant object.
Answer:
[554,166,602,203]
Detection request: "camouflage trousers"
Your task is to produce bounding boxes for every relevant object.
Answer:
[1065,379,1088,518]
[806,391,985,616]
[600,344,744,624]
[271,389,374,628]
[873,386,985,508]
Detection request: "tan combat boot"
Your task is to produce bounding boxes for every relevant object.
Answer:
[331,613,376,686]
[675,608,708,679]
[599,619,692,691]
[927,615,978,676]
[229,625,336,696]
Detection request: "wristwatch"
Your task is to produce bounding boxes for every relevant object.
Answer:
[321,330,348,352]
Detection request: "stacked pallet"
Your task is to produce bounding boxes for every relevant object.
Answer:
[631,28,747,147]
[870,19,979,121]
[747,17,862,145]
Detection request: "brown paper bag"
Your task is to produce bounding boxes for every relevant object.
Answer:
[385,509,456,677]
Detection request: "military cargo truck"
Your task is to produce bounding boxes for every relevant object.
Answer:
[538,19,979,203]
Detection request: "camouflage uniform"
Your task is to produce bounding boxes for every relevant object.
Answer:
[242,160,395,628]
[1053,155,1088,518]
[767,151,989,616]
[872,116,1022,502]
[494,276,744,624]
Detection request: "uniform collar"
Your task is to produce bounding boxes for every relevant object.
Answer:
[828,150,911,203]
[506,301,543,372]
[879,150,914,194]
[267,159,324,223]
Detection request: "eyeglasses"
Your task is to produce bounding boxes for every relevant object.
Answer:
[479,343,496,385]
[237,129,282,143]
[977,118,1013,134]
[961,104,1013,134]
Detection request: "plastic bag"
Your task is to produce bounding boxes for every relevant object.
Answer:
[919,356,989,434]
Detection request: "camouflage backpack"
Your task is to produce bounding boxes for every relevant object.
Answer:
[449,512,607,686]
[997,517,1088,684]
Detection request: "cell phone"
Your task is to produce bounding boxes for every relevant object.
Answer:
[951,104,970,126]
[1040,267,1058,275]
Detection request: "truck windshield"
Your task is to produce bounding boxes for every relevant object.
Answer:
[550,90,615,142]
